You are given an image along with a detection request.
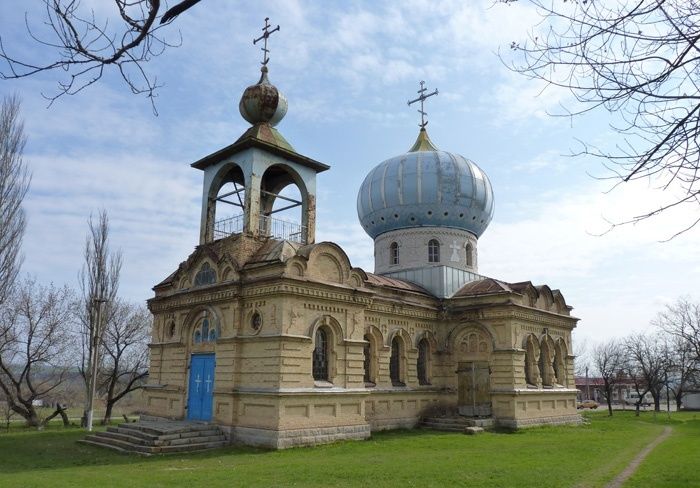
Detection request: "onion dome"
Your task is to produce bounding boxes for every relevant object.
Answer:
[356,129,495,239]
[239,66,288,127]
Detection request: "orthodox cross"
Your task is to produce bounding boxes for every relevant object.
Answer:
[407,80,439,128]
[253,17,281,66]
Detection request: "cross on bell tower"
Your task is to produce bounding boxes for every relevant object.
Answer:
[253,17,280,66]
[407,81,439,129]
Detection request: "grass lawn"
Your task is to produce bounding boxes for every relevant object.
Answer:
[0,411,695,488]
[623,411,700,488]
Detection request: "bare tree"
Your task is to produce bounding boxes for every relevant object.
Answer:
[77,210,122,428]
[99,300,150,424]
[0,1,203,111]
[0,278,74,428]
[653,299,700,408]
[623,333,669,414]
[502,1,700,237]
[0,95,30,309]
[592,339,625,416]
[656,297,700,362]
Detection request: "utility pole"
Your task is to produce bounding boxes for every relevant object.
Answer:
[86,297,106,431]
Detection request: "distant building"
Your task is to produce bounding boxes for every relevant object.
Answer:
[141,28,581,448]
[682,389,700,410]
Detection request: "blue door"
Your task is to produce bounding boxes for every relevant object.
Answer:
[187,354,215,421]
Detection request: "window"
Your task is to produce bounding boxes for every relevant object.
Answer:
[192,318,218,344]
[167,322,176,339]
[390,242,399,265]
[313,327,329,381]
[251,311,262,331]
[390,337,404,386]
[363,334,374,384]
[466,242,474,267]
[417,338,430,385]
[428,239,440,263]
[194,262,216,287]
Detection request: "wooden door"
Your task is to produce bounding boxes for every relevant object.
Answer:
[457,361,491,417]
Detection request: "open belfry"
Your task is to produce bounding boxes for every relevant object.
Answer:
[142,19,581,448]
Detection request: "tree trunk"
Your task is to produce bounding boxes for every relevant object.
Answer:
[635,404,640,417]
[42,405,70,427]
[102,400,114,425]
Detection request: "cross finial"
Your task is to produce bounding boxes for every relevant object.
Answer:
[253,17,281,66]
[407,81,439,129]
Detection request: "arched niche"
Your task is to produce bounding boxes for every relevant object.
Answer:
[259,164,310,244]
[523,334,541,387]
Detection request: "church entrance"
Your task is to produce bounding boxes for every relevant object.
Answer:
[187,354,215,421]
[457,361,491,417]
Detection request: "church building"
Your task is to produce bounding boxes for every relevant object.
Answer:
[142,23,581,449]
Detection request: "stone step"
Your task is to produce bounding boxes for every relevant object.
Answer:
[421,422,466,432]
[422,417,472,426]
[94,430,155,446]
[78,438,150,456]
[465,418,495,428]
[82,434,153,454]
[82,420,228,455]
[167,434,227,446]
[108,425,223,444]
[156,440,228,454]
[80,435,228,455]
[117,421,214,436]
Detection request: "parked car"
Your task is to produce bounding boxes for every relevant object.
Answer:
[624,392,652,407]
[577,399,598,409]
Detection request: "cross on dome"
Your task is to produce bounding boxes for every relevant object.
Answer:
[407,81,439,128]
[253,17,281,66]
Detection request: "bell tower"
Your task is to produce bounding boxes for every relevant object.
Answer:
[192,18,329,245]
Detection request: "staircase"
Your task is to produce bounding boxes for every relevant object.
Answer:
[421,416,495,433]
[78,420,228,456]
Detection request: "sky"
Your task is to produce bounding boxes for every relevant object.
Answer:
[1,0,699,349]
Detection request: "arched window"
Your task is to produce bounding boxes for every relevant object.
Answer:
[466,242,474,267]
[194,262,216,287]
[390,242,399,265]
[428,239,440,263]
[363,334,374,385]
[313,327,330,381]
[390,337,404,386]
[417,338,430,385]
[192,318,218,344]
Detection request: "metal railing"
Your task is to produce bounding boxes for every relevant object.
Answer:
[214,213,307,244]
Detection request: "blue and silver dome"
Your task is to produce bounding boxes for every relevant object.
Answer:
[357,129,495,239]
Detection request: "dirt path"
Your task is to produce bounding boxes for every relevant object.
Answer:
[605,426,672,488]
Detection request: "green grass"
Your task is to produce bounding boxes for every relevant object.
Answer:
[623,411,700,488]
[0,411,695,488]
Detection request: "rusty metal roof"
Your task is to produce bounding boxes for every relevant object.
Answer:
[452,278,514,297]
[365,272,431,294]
[191,123,330,172]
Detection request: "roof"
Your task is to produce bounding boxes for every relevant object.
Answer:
[191,123,330,173]
[356,128,495,240]
[452,278,513,297]
[366,273,431,294]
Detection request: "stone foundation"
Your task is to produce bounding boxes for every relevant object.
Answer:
[497,414,583,429]
[231,423,371,449]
